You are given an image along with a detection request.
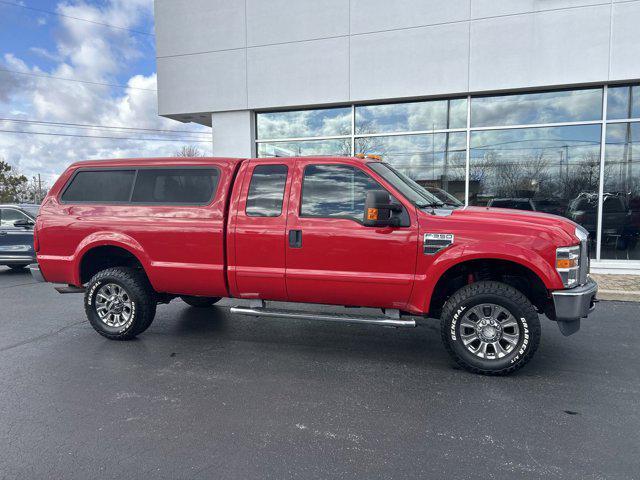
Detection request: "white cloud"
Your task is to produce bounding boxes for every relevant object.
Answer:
[0,0,210,185]
[29,47,63,62]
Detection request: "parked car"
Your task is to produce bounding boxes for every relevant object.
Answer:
[487,197,569,217]
[31,156,597,375]
[0,204,39,270]
[566,192,634,249]
[487,197,536,211]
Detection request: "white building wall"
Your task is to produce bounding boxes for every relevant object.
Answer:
[154,0,640,153]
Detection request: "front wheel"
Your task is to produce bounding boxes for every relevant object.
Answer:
[85,267,157,340]
[440,281,541,375]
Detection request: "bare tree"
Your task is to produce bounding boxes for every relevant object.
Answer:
[174,145,204,157]
[18,175,50,204]
[0,158,28,203]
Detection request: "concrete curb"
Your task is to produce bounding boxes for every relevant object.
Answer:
[597,290,640,302]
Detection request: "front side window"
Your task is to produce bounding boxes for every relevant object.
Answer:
[131,168,219,204]
[0,209,30,228]
[246,165,288,217]
[300,164,382,221]
[62,170,135,203]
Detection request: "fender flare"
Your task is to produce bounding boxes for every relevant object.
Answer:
[416,242,562,314]
[72,232,152,286]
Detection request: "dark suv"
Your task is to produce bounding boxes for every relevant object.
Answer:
[0,204,39,270]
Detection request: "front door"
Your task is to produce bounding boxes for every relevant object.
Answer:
[285,160,418,309]
[231,160,291,301]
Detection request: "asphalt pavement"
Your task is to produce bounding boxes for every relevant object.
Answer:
[0,266,638,479]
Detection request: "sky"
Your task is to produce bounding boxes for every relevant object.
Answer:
[0,0,212,185]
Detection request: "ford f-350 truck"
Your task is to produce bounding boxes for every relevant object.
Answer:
[30,156,598,375]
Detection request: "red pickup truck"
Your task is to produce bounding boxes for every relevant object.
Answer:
[30,156,598,375]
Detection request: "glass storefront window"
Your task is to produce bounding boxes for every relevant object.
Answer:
[355,98,466,134]
[470,125,602,255]
[257,139,351,157]
[355,132,467,202]
[607,85,640,120]
[254,85,640,263]
[601,122,640,260]
[471,88,602,128]
[256,107,352,140]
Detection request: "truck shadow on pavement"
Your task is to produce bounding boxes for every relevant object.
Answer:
[158,304,535,375]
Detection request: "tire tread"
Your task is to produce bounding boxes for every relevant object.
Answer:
[84,267,156,340]
[440,281,541,376]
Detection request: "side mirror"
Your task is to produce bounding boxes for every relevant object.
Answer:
[13,219,34,229]
[363,190,403,227]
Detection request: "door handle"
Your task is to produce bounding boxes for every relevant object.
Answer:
[288,229,302,248]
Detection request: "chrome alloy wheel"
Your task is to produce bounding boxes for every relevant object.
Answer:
[95,283,133,328]
[459,303,521,360]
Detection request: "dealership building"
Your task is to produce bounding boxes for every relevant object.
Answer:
[154,0,640,273]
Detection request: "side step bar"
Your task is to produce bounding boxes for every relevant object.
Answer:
[54,285,86,294]
[229,306,416,328]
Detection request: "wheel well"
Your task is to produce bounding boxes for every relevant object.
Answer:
[79,246,144,284]
[429,259,551,318]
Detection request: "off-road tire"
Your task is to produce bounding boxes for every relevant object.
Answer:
[440,281,541,375]
[84,267,157,340]
[180,296,222,308]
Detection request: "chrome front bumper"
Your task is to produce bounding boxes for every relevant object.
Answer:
[28,263,45,283]
[551,278,598,335]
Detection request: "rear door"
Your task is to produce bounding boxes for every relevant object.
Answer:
[231,159,291,300]
[284,159,418,309]
[0,208,34,261]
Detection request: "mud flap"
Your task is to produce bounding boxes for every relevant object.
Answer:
[557,319,581,336]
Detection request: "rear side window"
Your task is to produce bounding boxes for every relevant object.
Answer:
[131,168,219,204]
[301,164,382,221]
[62,170,135,203]
[246,165,288,217]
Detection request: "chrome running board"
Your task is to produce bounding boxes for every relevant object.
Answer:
[54,285,86,294]
[229,306,416,328]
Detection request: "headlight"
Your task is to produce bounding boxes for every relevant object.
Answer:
[556,245,580,287]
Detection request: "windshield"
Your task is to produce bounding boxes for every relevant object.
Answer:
[368,162,454,208]
[426,187,463,206]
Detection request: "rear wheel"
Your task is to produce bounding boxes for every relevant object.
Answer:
[85,267,157,340]
[181,296,221,308]
[440,281,541,375]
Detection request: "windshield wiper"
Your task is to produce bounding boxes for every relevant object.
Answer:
[416,201,445,208]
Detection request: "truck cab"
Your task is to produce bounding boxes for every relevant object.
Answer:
[30,156,598,375]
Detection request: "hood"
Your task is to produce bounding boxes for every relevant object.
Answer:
[452,207,578,244]
[420,206,579,248]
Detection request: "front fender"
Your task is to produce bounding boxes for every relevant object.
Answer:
[71,232,152,286]
[408,242,562,315]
